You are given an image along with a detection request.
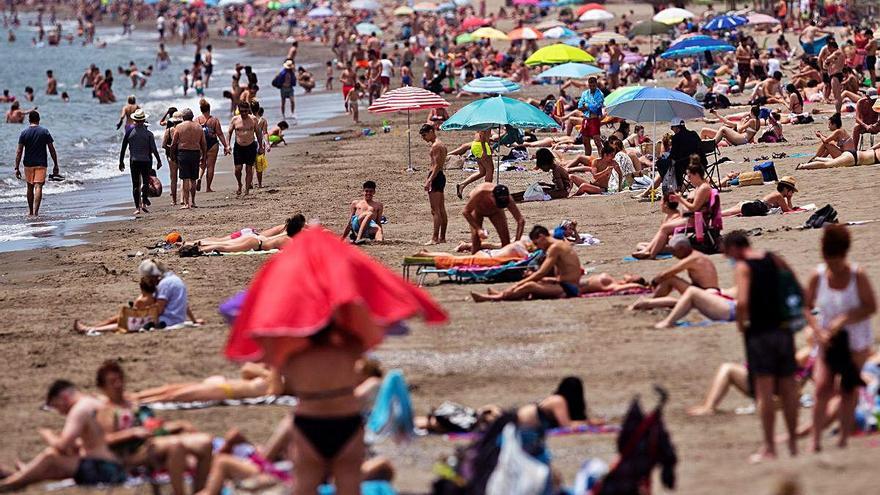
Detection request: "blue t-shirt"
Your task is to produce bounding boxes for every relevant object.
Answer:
[18,125,54,167]
[156,272,188,326]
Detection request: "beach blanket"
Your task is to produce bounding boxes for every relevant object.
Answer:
[675,319,727,328]
[580,287,652,299]
[623,254,674,262]
[82,320,203,337]
[443,423,621,442]
[433,255,525,269]
[148,394,298,411]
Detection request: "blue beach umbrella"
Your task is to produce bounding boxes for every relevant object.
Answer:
[666,34,729,52]
[461,76,522,94]
[356,22,383,36]
[441,96,560,181]
[536,62,603,79]
[702,14,747,31]
[661,44,734,59]
[563,36,588,47]
[543,26,576,39]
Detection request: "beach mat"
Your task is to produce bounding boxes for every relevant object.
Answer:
[580,287,652,299]
[148,394,298,411]
[443,423,620,442]
[623,254,673,262]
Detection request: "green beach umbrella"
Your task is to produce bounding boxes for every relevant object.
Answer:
[456,33,475,44]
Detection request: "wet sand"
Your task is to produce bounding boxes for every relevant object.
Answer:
[2,16,880,495]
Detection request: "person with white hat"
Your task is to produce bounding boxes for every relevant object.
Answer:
[275,59,297,119]
[119,109,163,215]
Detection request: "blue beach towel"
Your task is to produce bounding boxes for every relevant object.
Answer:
[366,370,414,441]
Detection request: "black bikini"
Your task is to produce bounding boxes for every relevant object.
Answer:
[292,385,362,459]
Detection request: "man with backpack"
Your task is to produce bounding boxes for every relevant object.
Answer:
[196,98,229,193]
[723,231,802,463]
[273,59,296,120]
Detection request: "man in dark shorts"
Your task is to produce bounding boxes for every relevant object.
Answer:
[736,39,752,89]
[227,102,263,196]
[14,110,59,217]
[170,108,206,209]
[462,183,526,254]
[119,109,163,215]
[420,124,448,245]
[0,380,126,491]
[724,230,800,463]
[577,76,604,157]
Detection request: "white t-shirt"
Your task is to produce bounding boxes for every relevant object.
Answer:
[380,59,394,78]
[157,16,165,30]
[767,58,781,76]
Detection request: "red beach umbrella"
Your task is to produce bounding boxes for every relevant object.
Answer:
[575,3,607,17]
[369,86,450,171]
[461,16,490,29]
[225,228,447,366]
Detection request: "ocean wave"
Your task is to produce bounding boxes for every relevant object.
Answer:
[0,181,85,204]
[0,222,57,242]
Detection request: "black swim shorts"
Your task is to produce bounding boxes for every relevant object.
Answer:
[429,171,446,193]
[177,150,201,180]
[74,458,126,486]
[233,141,258,166]
[745,329,797,378]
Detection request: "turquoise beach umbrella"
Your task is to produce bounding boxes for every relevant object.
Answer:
[461,76,522,94]
[356,22,383,36]
[536,62,603,79]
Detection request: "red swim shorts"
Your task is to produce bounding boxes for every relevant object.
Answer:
[581,117,601,138]
[342,85,354,99]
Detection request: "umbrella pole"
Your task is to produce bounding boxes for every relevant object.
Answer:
[407,110,413,173]
[496,125,501,184]
[651,106,656,205]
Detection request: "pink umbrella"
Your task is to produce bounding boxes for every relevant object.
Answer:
[369,86,450,171]
[747,13,781,25]
[461,16,490,29]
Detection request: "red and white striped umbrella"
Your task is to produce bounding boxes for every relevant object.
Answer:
[368,86,450,113]
[369,87,450,171]
[508,27,544,40]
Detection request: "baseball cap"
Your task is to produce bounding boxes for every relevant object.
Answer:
[492,184,511,208]
[670,118,685,128]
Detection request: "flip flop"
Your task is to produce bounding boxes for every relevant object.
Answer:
[48,174,65,182]
[196,178,202,192]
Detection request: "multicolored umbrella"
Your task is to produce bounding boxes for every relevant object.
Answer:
[461,76,522,94]
[579,9,614,22]
[702,13,747,31]
[543,26,576,38]
[652,7,694,24]
[224,228,447,366]
[369,86,450,171]
[471,26,509,40]
[508,27,544,40]
[525,43,595,65]
[536,62,603,79]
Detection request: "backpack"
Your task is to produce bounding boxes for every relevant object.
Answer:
[201,117,219,148]
[804,204,838,229]
[770,253,806,332]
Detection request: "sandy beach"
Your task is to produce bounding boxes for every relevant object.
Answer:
[2,4,880,495]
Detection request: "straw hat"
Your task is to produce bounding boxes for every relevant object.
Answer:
[132,109,146,122]
[778,176,798,192]
[169,111,183,124]
[283,59,294,70]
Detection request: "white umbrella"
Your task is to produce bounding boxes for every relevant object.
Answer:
[579,9,614,22]
[653,7,695,25]
[350,0,380,10]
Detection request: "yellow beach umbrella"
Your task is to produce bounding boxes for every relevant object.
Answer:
[524,43,595,66]
[393,5,414,15]
[471,27,510,40]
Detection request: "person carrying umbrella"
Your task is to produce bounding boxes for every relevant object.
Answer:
[577,77,604,157]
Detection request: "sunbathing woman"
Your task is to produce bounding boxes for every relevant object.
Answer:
[133,363,283,403]
[579,273,648,294]
[194,214,305,254]
[194,222,288,244]
[653,286,738,329]
[74,277,158,334]
[806,113,854,161]
[722,178,798,217]
[700,105,761,146]
[632,158,711,259]
[517,377,591,431]
[417,235,534,259]
[796,143,880,169]
[452,130,494,199]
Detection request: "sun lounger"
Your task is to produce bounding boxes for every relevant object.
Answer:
[414,251,545,286]
[402,254,532,282]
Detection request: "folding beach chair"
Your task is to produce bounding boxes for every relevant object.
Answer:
[698,139,723,189]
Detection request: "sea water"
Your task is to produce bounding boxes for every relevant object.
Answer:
[0,19,342,252]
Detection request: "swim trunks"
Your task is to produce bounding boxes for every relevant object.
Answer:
[280,87,294,99]
[233,141,258,166]
[580,117,601,138]
[23,165,47,185]
[177,150,200,180]
[350,214,379,239]
[470,141,492,159]
[73,459,126,486]
[429,171,446,193]
[342,84,354,99]
[560,281,580,298]
[745,330,797,377]
[401,75,412,86]
[737,62,751,79]
[380,76,390,86]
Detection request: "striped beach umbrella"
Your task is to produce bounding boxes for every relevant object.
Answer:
[461,76,522,94]
[575,2,606,16]
[588,31,628,45]
[369,87,450,172]
[508,27,544,40]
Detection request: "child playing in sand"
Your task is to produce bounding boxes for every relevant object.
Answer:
[268,121,289,148]
[325,61,334,90]
[346,81,363,123]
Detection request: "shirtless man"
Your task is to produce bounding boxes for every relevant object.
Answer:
[866,31,878,86]
[203,44,213,88]
[227,101,263,196]
[750,71,785,106]
[607,40,623,89]
[340,63,356,112]
[170,108,206,209]
[852,94,880,146]
[340,180,385,243]
[420,124,448,245]
[45,69,57,95]
[819,39,845,114]
[675,70,698,96]
[736,39,752,89]
[471,225,582,302]
[5,101,36,123]
[462,183,526,254]
[0,380,126,492]
[568,143,623,195]
[801,20,831,45]
[115,95,139,130]
[630,234,722,311]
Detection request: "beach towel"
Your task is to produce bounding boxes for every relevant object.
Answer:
[420,251,545,285]
[366,370,415,443]
[783,203,817,214]
[433,255,525,269]
[444,423,621,441]
[148,394,298,411]
[622,254,674,262]
[574,233,601,246]
[82,320,202,337]
[580,287,652,299]
[317,481,397,495]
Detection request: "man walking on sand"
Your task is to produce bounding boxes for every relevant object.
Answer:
[14,110,59,217]
[227,102,263,196]
[420,124,447,245]
[170,108,206,209]
[276,60,296,120]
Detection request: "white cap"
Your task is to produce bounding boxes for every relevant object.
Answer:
[138,259,165,277]
[670,118,685,127]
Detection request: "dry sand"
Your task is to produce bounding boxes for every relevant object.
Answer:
[2,8,880,495]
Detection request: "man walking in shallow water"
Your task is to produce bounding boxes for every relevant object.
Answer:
[14,110,59,217]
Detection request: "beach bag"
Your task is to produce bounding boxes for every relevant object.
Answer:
[804,204,838,229]
[522,183,546,202]
[753,161,778,182]
[737,171,764,186]
[147,173,163,197]
[271,70,285,89]
[485,424,549,495]
[772,256,806,333]
[116,305,160,333]
[431,402,479,433]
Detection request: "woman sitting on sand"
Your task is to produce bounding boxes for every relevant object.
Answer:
[632,158,712,260]
[807,113,854,161]
[700,105,761,146]
[134,363,283,403]
[796,143,880,169]
[633,196,682,255]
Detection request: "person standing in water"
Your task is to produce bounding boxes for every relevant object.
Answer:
[170,108,206,209]
[14,111,59,217]
[119,109,163,215]
[202,44,213,88]
[196,99,229,193]
[116,95,139,131]
[227,102,263,196]
[419,124,448,245]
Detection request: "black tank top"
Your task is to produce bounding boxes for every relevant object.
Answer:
[745,253,783,333]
